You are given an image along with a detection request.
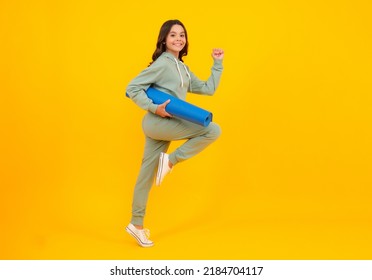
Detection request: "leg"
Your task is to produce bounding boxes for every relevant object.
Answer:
[169,121,221,165]
[131,136,170,226]
[143,114,221,166]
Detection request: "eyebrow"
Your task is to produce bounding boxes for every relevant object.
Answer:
[169,31,185,34]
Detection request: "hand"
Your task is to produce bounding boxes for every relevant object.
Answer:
[155,99,172,118]
[212,48,224,60]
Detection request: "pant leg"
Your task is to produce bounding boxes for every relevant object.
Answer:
[131,113,221,226]
[131,135,170,226]
[143,113,221,166]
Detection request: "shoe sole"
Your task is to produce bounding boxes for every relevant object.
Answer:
[156,153,165,186]
[125,226,154,247]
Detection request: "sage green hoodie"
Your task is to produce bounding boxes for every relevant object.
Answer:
[126,51,223,114]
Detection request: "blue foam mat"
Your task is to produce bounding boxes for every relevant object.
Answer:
[126,87,213,127]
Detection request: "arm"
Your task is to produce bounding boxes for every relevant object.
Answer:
[126,62,172,117]
[126,62,162,114]
[189,48,224,95]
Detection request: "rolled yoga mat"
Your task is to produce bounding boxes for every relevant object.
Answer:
[126,87,213,127]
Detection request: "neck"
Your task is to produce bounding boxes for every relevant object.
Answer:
[165,50,179,59]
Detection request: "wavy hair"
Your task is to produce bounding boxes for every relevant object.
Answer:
[150,19,189,65]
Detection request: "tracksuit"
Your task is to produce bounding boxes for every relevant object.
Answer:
[126,51,223,226]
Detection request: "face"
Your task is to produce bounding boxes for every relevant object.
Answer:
[165,24,186,58]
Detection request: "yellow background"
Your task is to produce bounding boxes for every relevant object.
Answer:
[1,0,371,259]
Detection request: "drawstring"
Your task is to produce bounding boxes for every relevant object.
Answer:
[182,63,192,92]
[174,58,184,87]
[174,58,192,91]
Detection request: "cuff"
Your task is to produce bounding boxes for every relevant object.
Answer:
[148,103,158,114]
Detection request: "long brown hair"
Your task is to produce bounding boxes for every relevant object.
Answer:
[150,19,189,65]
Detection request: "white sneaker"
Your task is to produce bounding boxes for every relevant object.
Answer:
[156,152,172,186]
[125,223,154,247]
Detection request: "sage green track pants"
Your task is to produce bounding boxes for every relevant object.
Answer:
[130,112,221,226]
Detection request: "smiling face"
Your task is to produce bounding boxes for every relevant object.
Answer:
[165,24,186,58]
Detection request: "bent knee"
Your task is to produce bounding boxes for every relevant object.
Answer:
[207,122,222,140]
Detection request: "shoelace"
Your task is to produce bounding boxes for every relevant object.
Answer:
[142,229,151,239]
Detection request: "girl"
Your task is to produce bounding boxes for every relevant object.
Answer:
[125,19,224,247]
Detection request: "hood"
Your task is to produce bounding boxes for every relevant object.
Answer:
[161,52,192,91]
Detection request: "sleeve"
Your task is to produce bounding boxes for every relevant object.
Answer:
[126,62,164,114]
[188,59,223,95]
